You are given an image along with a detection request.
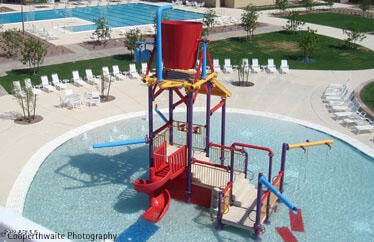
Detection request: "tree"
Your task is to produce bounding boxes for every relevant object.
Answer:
[14,87,38,123]
[359,0,371,13]
[240,5,259,41]
[1,29,23,57]
[283,11,305,34]
[298,27,319,63]
[20,37,46,75]
[124,28,144,60]
[342,22,366,49]
[92,17,111,45]
[202,9,216,37]
[326,0,334,9]
[275,0,288,13]
[302,0,315,12]
[98,74,113,101]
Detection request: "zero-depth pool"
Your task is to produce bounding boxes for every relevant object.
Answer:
[0,3,204,32]
[22,111,373,241]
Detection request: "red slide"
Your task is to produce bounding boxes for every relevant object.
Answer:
[142,189,171,222]
[133,167,172,222]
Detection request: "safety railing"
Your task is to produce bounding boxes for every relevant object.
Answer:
[168,145,186,179]
[171,121,206,150]
[191,159,230,188]
[208,142,247,176]
[153,141,167,169]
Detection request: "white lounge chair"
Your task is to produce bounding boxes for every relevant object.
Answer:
[51,73,66,90]
[326,91,354,106]
[213,59,222,73]
[112,65,126,81]
[322,83,349,98]
[242,58,250,72]
[223,58,233,73]
[85,69,100,85]
[102,66,113,81]
[141,62,151,76]
[353,124,374,134]
[24,78,41,95]
[266,58,277,73]
[128,63,140,79]
[280,59,289,73]
[251,58,260,73]
[40,75,56,92]
[72,71,85,86]
[329,101,356,112]
[12,80,26,97]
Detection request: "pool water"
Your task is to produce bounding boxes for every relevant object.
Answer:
[0,3,204,32]
[23,111,374,241]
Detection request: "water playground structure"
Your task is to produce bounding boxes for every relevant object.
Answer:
[93,5,334,240]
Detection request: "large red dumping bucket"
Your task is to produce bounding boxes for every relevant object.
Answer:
[162,20,202,69]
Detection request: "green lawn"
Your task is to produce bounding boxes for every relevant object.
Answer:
[209,31,374,70]
[1,31,374,95]
[286,12,374,32]
[0,54,135,94]
[360,82,374,111]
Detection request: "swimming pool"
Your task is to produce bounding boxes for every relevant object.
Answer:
[20,110,373,241]
[0,3,204,32]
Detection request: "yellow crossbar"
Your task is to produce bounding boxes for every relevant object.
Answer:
[288,139,334,149]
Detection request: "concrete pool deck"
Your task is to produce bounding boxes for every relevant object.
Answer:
[0,2,373,209]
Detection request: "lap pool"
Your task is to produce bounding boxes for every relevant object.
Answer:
[21,110,373,241]
[0,3,204,32]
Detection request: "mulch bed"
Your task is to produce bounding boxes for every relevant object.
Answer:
[0,32,73,64]
[100,95,115,102]
[0,7,15,13]
[272,7,374,19]
[14,115,43,125]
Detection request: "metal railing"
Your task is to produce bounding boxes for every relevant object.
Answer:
[191,159,230,188]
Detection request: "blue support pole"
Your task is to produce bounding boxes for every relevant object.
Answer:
[156,5,173,82]
[93,138,147,149]
[259,175,298,214]
[201,40,207,79]
[155,105,168,123]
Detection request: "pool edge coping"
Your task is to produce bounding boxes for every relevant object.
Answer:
[6,108,373,215]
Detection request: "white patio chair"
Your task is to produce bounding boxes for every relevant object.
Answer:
[242,58,250,72]
[251,58,260,73]
[280,59,289,74]
[102,66,113,81]
[112,65,126,81]
[141,62,153,76]
[353,124,374,134]
[213,59,222,73]
[85,69,100,85]
[24,78,41,95]
[223,58,233,73]
[72,71,85,86]
[51,73,66,90]
[12,80,26,97]
[85,91,101,106]
[40,75,56,92]
[128,63,140,79]
[266,58,277,73]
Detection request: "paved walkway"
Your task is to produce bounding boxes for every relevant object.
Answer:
[0,3,373,209]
